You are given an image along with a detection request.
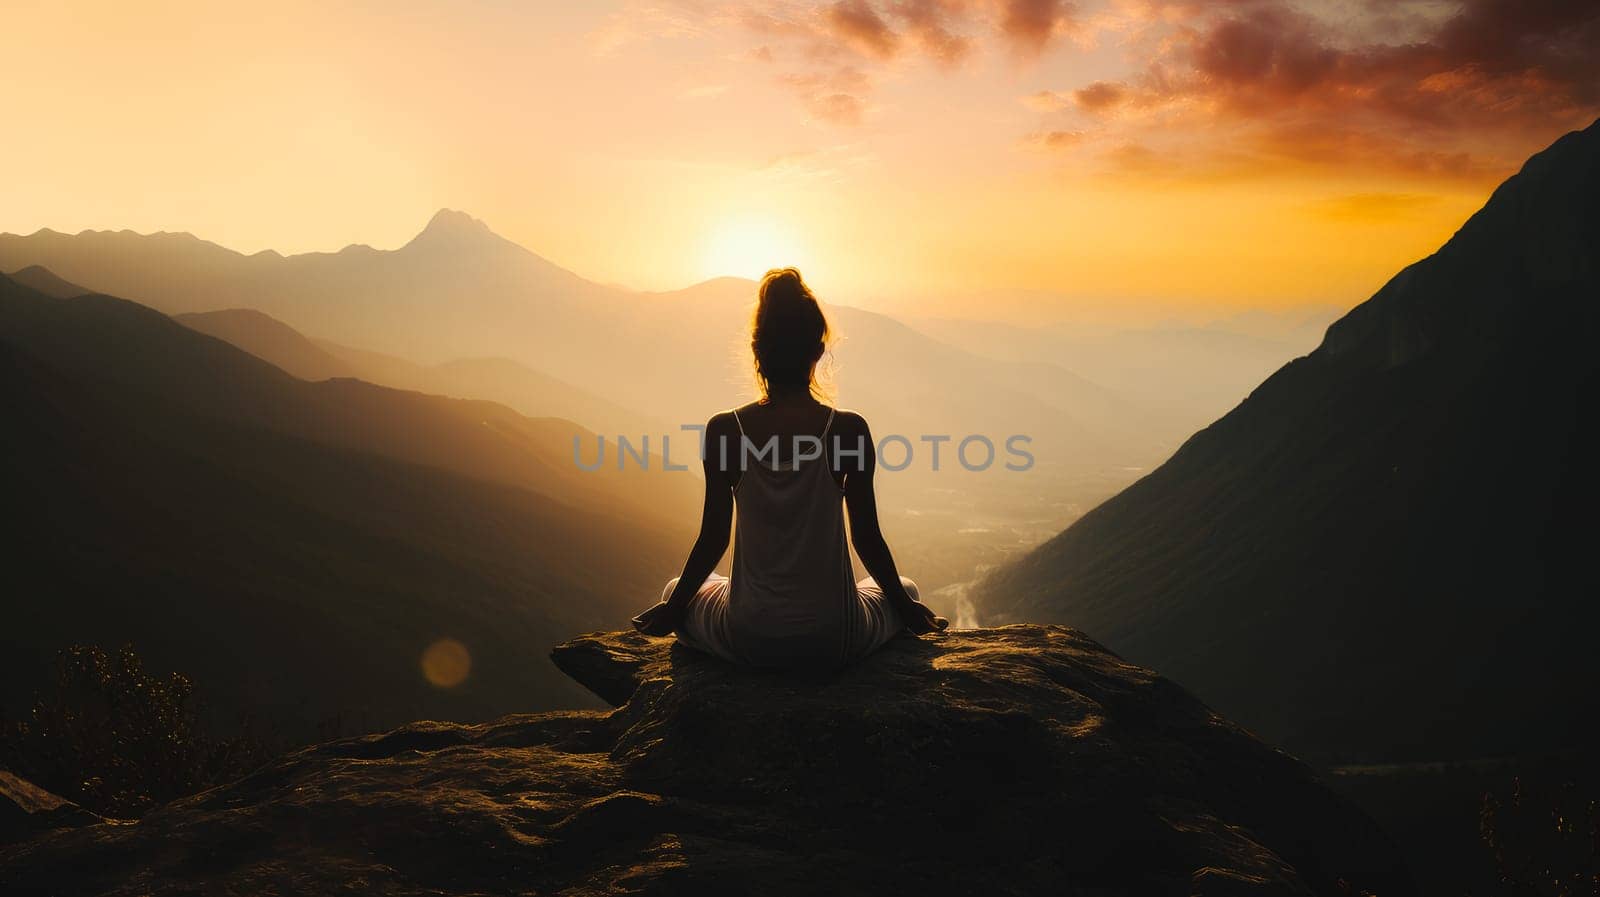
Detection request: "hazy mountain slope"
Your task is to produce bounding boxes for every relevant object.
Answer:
[0,280,697,528]
[4,265,87,299]
[0,275,692,731]
[0,211,609,365]
[0,212,1160,473]
[316,339,668,441]
[0,203,1183,609]
[176,308,356,381]
[174,306,663,439]
[907,308,1341,437]
[980,120,1600,763]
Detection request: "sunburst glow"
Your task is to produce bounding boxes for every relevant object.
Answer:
[702,216,810,281]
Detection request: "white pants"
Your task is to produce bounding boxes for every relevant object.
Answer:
[662,574,916,669]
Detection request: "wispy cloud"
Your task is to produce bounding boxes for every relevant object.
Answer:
[597,0,1600,180]
[597,0,1086,128]
[1032,0,1600,181]
[1071,79,1125,112]
[1020,128,1086,150]
[761,142,877,178]
[781,65,873,124]
[998,0,1076,57]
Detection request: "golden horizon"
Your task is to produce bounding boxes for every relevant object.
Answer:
[6,1,1595,318]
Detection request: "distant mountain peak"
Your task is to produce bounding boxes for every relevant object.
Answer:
[416,208,492,239]
[5,264,89,299]
[396,208,515,257]
[394,209,587,285]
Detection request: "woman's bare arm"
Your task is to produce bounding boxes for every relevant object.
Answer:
[838,413,947,633]
[633,414,736,634]
[666,432,735,609]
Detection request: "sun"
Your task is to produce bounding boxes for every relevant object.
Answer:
[701,216,809,281]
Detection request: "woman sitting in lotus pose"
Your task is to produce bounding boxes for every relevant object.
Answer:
[632,267,948,668]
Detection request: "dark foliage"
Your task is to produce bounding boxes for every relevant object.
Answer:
[1480,777,1600,897]
[0,644,274,818]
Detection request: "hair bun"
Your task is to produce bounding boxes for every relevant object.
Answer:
[751,268,831,400]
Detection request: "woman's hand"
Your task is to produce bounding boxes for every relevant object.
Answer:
[631,601,680,637]
[897,599,949,635]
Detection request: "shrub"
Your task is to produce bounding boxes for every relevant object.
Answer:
[1479,775,1599,896]
[0,644,274,817]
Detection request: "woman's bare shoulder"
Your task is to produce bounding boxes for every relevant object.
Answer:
[830,408,871,436]
[706,409,740,437]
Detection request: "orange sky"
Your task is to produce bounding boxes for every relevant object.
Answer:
[5,1,1596,322]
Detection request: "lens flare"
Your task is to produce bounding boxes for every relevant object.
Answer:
[421,638,472,688]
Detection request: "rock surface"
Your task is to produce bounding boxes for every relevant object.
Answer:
[0,771,101,845]
[0,626,1412,895]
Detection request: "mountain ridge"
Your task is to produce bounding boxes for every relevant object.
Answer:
[175,308,357,381]
[4,265,88,299]
[0,271,697,730]
[10,209,559,267]
[979,118,1600,762]
[0,209,1192,606]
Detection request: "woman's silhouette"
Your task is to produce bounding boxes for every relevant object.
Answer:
[632,267,948,667]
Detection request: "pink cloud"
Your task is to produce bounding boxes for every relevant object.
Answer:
[1022,128,1087,150]
[1037,0,1600,180]
[615,0,1082,127]
[827,0,900,59]
[1073,80,1126,111]
[1000,0,1073,56]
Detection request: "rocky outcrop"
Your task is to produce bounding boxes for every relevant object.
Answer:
[0,626,1412,895]
[0,771,101,844]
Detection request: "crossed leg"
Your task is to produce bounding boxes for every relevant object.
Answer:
[659,574,739,663]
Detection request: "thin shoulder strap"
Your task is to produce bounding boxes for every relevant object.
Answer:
[821,406,845,490]
[727,408,746,491]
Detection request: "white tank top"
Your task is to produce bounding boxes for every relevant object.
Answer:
[726,406,858,667]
